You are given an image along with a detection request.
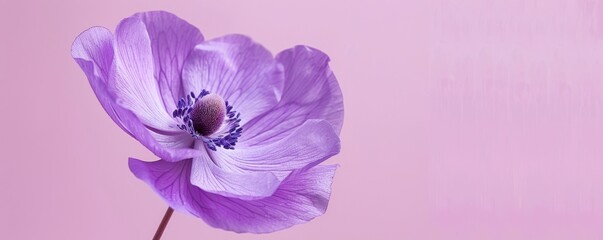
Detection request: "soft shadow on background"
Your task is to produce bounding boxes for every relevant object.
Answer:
[1,0,602,239]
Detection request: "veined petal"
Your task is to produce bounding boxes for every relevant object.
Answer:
[129,158,338,233]
[110,16,179,132]
[128,158,193,214]
[148,130,194,150]
[242,45,344,146]
[99,92,201,161]
[214,120,340,172]
[72,27,129,134]
[134,11,204,107]
[72,26,200,162]
[182,34,284,126]
[189,143,280,200]
[198,165,338,233]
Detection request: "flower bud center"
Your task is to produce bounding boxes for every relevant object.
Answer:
[190,94,226,136]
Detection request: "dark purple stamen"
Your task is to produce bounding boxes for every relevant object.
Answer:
[190,94,226,136]
[172,90,243,151]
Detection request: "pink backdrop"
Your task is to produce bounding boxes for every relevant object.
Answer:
[2,0,603,239]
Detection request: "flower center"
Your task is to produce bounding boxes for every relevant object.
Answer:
[172,90,243,151]
[191,94,226,136]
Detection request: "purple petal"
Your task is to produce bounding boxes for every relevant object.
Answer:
[72,27,130,134]
[110,16,180,132]
[128,158,193,214]
[72,26,200,162]
[189,145,280,200]
[213,120,340,172]
[242,46,344,146]
[181,34,284,126]
[134,11,204,107]
[129,158,338,233]
[114,107,201,161]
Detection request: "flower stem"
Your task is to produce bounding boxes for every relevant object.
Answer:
[153,207,174,240]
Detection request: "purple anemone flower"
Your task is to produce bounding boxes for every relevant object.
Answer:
[71,11,343,233]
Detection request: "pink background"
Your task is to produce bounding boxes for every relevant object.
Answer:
[2,0,603,239]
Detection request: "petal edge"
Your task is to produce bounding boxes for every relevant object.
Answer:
[242,45,344,147]
[129,157,339,233]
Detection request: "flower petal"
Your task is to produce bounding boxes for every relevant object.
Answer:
[110,16,179,132]
[189,143,280,200]
[72,27,130,134]
[214,120,340,172]
[72,26,200,162]
[242,46,344,146]
[129,158,338,233]
[182,34,284,126]
[134,11,204,107]
[128,158,193,214]
[114,108,201,161]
